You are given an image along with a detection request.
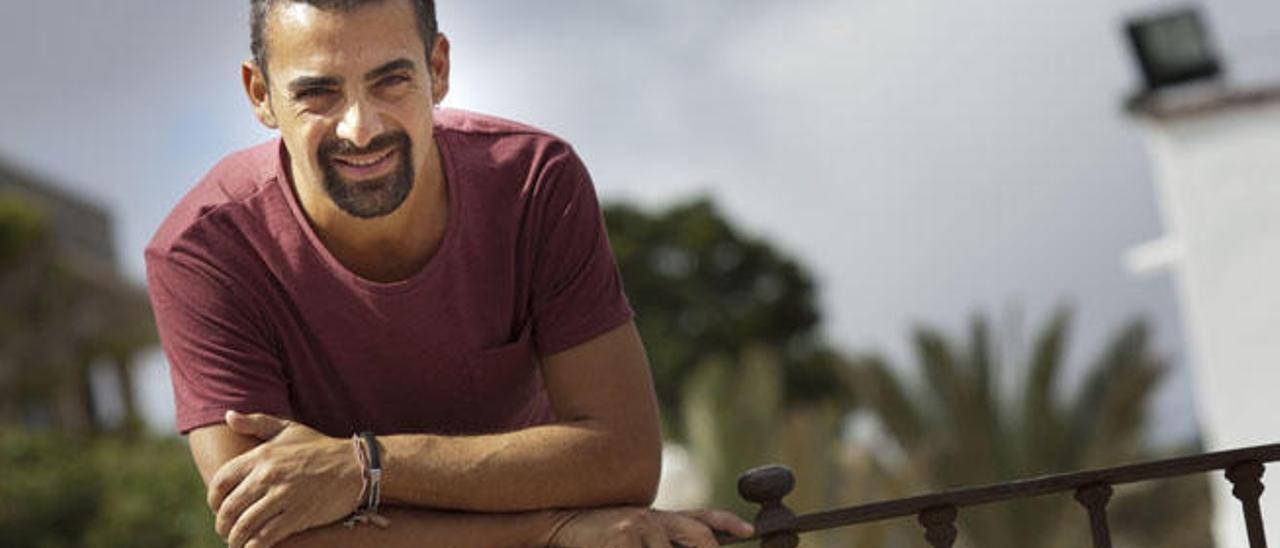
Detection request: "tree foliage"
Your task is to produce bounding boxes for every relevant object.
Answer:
[849,308,1214,548]
[604,197,852,434]
[0,194,49,269]
[0,193,155,432]
[0,430,219,547]
[681,345,852,538]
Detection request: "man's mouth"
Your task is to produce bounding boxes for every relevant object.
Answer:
[329,146,398,180]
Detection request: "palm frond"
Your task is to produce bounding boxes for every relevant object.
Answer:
[851,356,926,452]
[1067,319,1165,468]
[843,309,1209,548]
[1020,307,1072,474]
[911,327,960,432]
[967,315,1000,438]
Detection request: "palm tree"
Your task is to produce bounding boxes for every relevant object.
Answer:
[681,345,873,548]
[850,308,1214,548]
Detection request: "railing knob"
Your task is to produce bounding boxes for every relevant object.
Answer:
[738,464,796,504]
[737,465,799,548]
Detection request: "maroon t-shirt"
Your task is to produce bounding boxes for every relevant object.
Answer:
[146,109,633,436]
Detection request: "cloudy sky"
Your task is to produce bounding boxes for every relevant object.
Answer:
[2,0,1278,439]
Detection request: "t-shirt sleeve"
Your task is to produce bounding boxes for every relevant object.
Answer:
[529,147,634,356]
[146,250,292,434]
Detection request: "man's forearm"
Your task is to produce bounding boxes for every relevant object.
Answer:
[379,418,660,512]
[276,507,566,548]
[377,322,664,512]
[207,323,664,529]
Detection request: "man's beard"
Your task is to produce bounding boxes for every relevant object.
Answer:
[318,131,414,219]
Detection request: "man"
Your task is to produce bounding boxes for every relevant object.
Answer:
[146,0,754,546]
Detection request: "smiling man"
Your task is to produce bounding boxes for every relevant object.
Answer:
[145,0,753,546]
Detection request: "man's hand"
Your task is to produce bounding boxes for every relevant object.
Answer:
[208,411,364,548]
[548,507,755,548]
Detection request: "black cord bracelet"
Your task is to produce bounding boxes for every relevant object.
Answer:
[359,431,382,514]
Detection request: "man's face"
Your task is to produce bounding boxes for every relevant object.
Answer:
[249,0,447,219]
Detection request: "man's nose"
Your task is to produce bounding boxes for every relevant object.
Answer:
[335,98,385,149]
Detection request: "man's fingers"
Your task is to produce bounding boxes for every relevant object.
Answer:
[658,512,719,548]
[226,410,290,441]
[679,509,754,538]
[227,490,285,548]
[208,452,253,512]
[640,518,675,548]
[215,473,269,539]
[244,509,291,548]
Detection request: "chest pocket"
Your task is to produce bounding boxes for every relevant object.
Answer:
[464,322,552,433]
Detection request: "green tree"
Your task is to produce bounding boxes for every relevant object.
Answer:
[849,308,1215,548]
[604,197,851,436]
[0,429,220,548]
[0,195,54,426]
[681,346,858,547]
[0,193,155,434]
[0,194,48,268]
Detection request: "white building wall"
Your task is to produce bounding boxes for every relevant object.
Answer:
[1135,95,1280,547]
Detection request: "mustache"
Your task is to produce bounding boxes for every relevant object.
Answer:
[319,131,410,158]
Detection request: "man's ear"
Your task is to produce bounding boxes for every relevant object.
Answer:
[242,60,279,129]
[429,33,451,105]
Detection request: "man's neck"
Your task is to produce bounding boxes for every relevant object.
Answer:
[292,146,450,284]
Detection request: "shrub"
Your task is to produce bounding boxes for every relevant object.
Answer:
[0,430,219,547]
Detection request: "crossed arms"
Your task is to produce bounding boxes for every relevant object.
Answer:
[188,322,753,547]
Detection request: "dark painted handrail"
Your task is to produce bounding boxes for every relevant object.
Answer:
[715,442,1280,547]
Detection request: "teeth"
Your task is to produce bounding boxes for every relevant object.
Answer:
[339,149,391,167]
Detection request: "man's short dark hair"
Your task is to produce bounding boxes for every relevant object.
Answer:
[250,0,438,79]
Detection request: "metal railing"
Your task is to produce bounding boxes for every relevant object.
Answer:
[716,442,1280,547]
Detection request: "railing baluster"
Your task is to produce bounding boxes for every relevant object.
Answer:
[716,445,1280,546]
[738,465,800,548]
[1227,460,1268,548]
[1073,483,1114,548]
[917,505,958,548]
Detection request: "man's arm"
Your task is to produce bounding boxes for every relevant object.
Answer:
[211,321,660,519]
[273,508,556,548]
[205,321,662,543]
[273,507,754,548]
[191,422,752,548]
[191,424,565,548]
[378,319,662,509]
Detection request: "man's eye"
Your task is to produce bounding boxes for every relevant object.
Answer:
[295,88,335,100]
[378,75,410,88]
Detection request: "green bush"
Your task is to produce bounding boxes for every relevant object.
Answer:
[0,433,101,548]
[0,194,48,268]
[0,430,219,548]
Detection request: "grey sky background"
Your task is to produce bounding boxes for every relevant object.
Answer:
[2,0,1278,439]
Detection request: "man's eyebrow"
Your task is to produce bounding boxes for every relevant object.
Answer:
[283,59,414,93]
[364,58,416,82]
[286,75,342,93]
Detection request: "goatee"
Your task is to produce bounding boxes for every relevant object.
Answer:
[318,131,414,219]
